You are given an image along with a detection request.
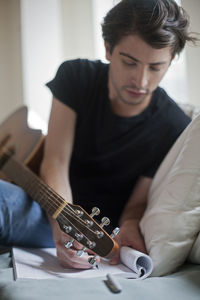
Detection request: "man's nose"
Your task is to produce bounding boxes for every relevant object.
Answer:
[132,67,148,90]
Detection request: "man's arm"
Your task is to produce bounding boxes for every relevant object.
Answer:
[40,98,97,269]
[110,176,152,264]
[40,97,76,201]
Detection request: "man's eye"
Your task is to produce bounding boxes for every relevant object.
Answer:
[150,66,160,72]
[122,60,137,66]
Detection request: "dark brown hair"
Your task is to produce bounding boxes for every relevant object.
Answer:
[102,0,197,57]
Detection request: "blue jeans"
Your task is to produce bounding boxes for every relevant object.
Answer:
[0,180,55,248]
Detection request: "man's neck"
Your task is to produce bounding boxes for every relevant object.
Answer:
[109,93,153,118]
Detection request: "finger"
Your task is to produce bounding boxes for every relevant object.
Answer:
[65,239,97,254]
[128,239,147,254]
[72,239,85,250]
[109,249,120,265]
[84,248,96,255]
[57,244,100,269]
[61,235,83,250]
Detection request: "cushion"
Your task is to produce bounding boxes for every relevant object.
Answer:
[140,113,200,276]
[188,232,200,264]
[177,102,200,119]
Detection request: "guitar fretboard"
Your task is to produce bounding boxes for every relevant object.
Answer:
[1,155,67,217]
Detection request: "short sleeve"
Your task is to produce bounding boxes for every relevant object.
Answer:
[46,59,84,113]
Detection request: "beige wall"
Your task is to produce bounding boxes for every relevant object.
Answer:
[0,0,23,123]
[0,0,200,126]
[182,0,200,106]
[60,0,95,60]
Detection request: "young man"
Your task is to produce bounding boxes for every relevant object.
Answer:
[0,0,196,269]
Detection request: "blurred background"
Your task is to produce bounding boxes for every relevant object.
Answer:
[0,0,199,132]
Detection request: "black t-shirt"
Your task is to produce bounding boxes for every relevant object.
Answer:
[46,59,191,228]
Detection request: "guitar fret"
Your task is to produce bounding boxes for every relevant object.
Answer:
[2,157,62,216]
[52,201,68,219]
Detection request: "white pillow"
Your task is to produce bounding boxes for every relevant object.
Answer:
[140,114,200,276]
[188,232,200,264]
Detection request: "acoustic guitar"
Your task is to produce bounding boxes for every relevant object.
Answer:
[0,106,119,260]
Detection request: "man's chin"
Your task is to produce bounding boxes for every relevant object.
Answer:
[120,94,148,106]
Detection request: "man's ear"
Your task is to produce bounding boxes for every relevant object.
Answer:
[104,41,112,61]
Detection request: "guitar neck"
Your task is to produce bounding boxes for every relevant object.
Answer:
[1,156,65,216]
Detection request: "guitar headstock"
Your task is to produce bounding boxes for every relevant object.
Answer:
[56,203,119,259]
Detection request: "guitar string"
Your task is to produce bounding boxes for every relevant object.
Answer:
[24,173,100,245]
[26,175,112,244]
[26,175,90,222]
[34,178,103,236]
[0,124,112,251]
[3,156,83,224]
[26,174,108,245]
[2,154,78,218]
[8,158,107,239]
[0,149,105,246]
[8,156,74,213]
[4,156,111,245]
[22,172,103,244]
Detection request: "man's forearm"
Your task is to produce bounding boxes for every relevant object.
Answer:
[40,159,73,204]
[119,202,147,225]
[119,176,152,225]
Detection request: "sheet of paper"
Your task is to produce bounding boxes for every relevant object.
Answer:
[120,246,153,278]
[12,247,139,280]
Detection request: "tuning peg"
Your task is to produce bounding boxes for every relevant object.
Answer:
[87,241,96,249]
[90,207,100,218]
[63,225,72,234]
[75,209,84,217]
[64,239,74,249]
[111,227,120,238]
[77,247,86,257]
[75,233,83,241]
[85,219,94,227]
[100,217,110,228]
[95,230,104,239]
[88,255,99,268]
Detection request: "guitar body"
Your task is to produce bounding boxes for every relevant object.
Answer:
[0,106,44,177]
[0,106,119,259]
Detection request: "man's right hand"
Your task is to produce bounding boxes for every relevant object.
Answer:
[49,217,100,269]
[109,218,147,265]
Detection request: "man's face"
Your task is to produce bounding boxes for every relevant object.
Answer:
[105,34,172,115]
